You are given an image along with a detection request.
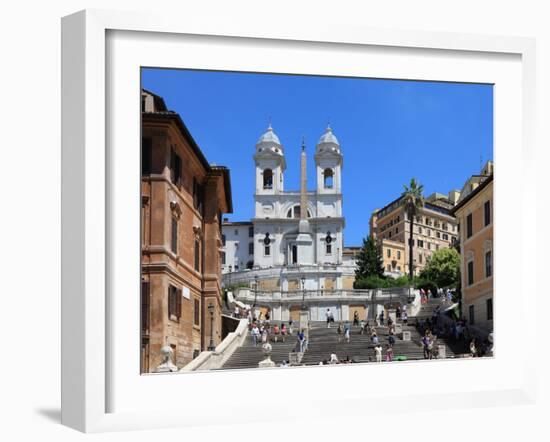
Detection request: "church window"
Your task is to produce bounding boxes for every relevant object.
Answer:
[264,245,271,256]
[323,168,334,189]
[326,243,332,254]
[263,169,273,189]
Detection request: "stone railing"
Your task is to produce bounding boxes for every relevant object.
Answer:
[234,287,414,305]
[180,318,249,371]
[222,264,357,286]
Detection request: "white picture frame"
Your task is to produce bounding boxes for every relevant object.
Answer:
[61,9,537,433]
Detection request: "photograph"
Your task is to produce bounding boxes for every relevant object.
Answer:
[140,68,494,374]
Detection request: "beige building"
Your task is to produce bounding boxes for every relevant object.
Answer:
[140,89,232,373]
[370,191,459,277]
[380,239,406,276]
[452,168,493,334]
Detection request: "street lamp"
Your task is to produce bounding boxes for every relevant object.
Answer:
[207,303,215,351]
[253,274,259,307]
[301,275,306,310]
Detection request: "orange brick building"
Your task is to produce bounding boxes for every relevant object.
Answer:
[452,173,493,334]
[140,89,232,373]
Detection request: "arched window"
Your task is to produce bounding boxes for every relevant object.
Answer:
[263,169,273,189]
[323,168,334,189]
[286,205,311,219]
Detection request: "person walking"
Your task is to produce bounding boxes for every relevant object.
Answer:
[344,325,351,343]
[386,344,394,362]
[388,331,396,347]
[297,329,306,353]
[353,311,360,327]
[251,324,260,346]
[379,310,385,327]
[375,344,383,363]
[337,322,343,343]
[326,308,332,328]
[402,311,408,326]
[280,323,287,342]
[360,319,366,335]
[422,332,431,359]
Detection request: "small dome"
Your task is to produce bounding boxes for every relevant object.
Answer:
[318,125,340,146]
[257,124,281,146]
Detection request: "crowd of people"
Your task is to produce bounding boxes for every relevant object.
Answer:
[237,292,492,367]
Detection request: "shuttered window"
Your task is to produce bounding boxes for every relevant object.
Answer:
[194,239,200,272]
[466,214,473,238]
[171,217,178,254]
[168,285,181,321]
[170,147,182,187]
[141,281,150,333]
[484,200,491,227]
[194,298,200,326]
[141,137,152,176]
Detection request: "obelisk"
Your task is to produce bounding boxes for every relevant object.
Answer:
[296,138,314,265]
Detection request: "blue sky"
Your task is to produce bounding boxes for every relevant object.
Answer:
[142,68,493,246]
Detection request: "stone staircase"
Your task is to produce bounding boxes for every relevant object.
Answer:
[300,323,425,364]
[221,331,299,369]
[220,299,470,370]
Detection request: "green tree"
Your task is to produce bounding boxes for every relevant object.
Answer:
[354,235,384,283]
[419,247,461,289]
[401,178,425,281]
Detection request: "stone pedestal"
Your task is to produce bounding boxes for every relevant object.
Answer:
[154,345,178,373]
[259,343,276,368]
[438,345,446,359]
[395,323,403,334]
[402,331,411,341]
[289,352,303,366]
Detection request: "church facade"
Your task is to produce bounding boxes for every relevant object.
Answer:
[221,125,367,321]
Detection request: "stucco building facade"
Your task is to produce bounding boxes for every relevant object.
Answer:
[140,89,232,373]
[370,192,459,277]
[452,166,493,335]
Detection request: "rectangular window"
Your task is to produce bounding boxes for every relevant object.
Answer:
[397,251,401,260]
[249,242,254,255]
[171,217,178,254]
[443,233,449,241]
[387,248,391,258]
[248,226,254,237]
[170,147,182,186]
[221,234,226,246]
[468,260,474,285]
[466,213,473,238]
[141,281,150,333]
[417,239,424,248]
[485,250,492,277]
[194,239,200,272]
[418,226,423,234]
[142,137,152,176]
[326,244,332,254]
[427,243,431,250]
[469,305,475,325]
[221,251,226,265]
[486,298,493,321]
[419,254,423,264]
[264,245,271,256]
[194,298,200,326]
[168,285,181,321]
[436,231,441,239]
[484,200,491,226]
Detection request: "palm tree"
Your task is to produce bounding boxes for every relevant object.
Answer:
[401,178,425,281]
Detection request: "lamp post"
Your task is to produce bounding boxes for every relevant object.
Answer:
[252,274,259,321]
[207,303,215,351]
[301,275,306,310]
